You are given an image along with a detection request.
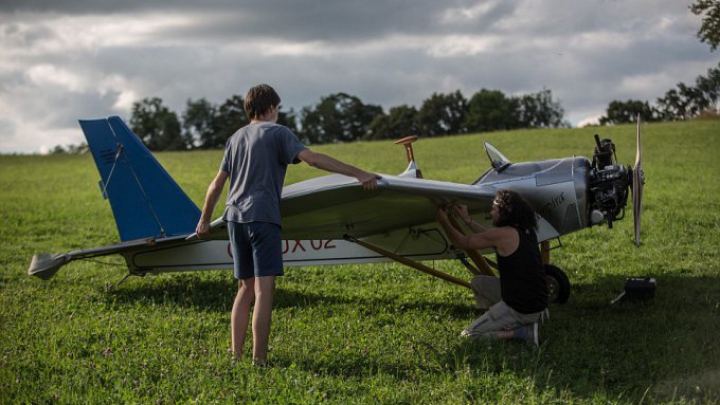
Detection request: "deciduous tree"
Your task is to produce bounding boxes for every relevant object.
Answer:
[417,91,467,137]
[183,98,218,149]
[464,89,518,132]
[514,89,566,129]
[365,105,419,140]
[691,0,720,51]
[299,93,382,144]
[599,100,656,125]
[130,97,190,151]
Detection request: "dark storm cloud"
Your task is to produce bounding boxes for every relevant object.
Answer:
[1,0,515,39]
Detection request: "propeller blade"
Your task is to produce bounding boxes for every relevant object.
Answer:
[632,116,645,246]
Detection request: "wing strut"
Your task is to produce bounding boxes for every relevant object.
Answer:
[343,235,471,289]
[446,216,496,277]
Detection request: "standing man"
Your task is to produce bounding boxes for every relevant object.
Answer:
[436,189,548,347]
[196,84,378,365]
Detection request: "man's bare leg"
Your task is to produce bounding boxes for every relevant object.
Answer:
[252,276,276,365]
[231,278,255,358]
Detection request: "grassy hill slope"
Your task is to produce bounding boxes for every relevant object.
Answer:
[1,119,719,404]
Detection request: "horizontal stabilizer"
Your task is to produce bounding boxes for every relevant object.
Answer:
[28,235,196,279]
[28,253,69,280]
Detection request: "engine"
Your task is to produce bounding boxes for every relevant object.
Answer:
[588,135,631,228]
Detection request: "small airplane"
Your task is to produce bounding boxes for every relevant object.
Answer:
[29,116,645,304]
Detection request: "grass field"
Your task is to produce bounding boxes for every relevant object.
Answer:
[1,119,719,404]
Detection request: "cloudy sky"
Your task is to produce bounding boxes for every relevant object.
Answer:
[1,0,716,153]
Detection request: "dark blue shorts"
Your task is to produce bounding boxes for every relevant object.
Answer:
[227,221,284,280]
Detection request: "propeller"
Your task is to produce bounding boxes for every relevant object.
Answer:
[632,117,645,246]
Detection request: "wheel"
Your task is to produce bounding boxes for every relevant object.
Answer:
[545,264,571,304]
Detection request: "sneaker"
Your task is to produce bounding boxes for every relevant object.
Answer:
[525,322,539,347]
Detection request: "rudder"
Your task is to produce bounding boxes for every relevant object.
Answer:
[80,116,201,241]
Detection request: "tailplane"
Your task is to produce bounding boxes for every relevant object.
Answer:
[80,116,200,241]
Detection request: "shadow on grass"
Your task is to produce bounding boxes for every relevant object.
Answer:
[107,272,475,317]
[106,274,234,312]
[107,272,720,403]
[463,274,720,403]
[270,273,720,403]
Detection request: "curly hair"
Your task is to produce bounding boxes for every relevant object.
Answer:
[493,189,538,230]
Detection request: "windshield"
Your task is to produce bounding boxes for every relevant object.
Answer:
[484,141,511,172]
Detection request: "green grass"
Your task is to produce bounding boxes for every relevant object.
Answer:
[1,120,719,404]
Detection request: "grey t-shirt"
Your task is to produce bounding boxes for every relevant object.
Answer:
[220,122,307,226]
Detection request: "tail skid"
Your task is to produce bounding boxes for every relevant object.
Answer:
[80,116,200,241]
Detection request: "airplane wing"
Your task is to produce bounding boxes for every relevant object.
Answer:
[280,174,497,239]
[196,173,496,241]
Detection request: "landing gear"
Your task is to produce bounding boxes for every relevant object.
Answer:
[540,241,571,304]
[545,264,571,304]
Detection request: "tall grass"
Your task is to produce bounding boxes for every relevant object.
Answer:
[1,120,719,404]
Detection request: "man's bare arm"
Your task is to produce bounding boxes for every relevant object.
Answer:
[196,170,228,238]
[298,149,379,190]
[453,205,488,233]
[437,208,507,251]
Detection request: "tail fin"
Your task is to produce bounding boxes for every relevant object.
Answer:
[79,116,201,241]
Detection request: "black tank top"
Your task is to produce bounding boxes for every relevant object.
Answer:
[497,227,549,314]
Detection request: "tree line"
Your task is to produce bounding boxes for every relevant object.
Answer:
[142,54,719,151]
[120,87,566,151]
[598,62,720,125]
[50,66,718,154]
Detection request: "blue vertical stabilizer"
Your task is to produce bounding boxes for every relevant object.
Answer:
[80,116,201,241]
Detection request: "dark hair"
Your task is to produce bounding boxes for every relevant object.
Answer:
[494,189,538,230]
[244,84,281,120]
